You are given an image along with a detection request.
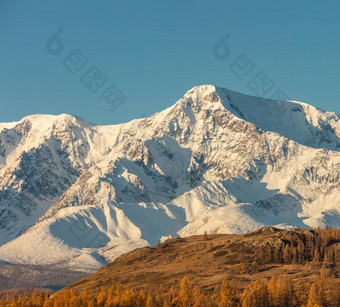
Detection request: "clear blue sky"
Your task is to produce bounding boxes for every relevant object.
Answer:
[1,1,339,125]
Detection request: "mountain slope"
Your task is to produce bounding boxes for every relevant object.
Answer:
[0,85,339,273]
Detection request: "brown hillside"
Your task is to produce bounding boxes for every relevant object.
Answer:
[64,227,340,296]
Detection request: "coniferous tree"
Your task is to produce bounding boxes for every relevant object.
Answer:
[307,284,321,307]
[172,276,194,307]
[218,279,234,307]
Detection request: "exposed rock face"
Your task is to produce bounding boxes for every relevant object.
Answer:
[0,85,339,272]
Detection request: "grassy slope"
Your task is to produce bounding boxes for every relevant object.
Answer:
[65,227,340,295]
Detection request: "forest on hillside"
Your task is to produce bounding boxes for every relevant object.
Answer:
[3,227,340,306]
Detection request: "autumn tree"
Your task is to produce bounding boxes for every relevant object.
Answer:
[218,279,235,307]
[146,293,153,307]
[241,280,269,307]
[307,284,321,307]
[172,276,194,306]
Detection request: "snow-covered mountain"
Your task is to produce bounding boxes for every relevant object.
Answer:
[0,85,339,272]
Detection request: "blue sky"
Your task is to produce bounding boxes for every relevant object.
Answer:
[1,1,339,125]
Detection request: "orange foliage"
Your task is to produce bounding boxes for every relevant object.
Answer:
[3,227,340,306]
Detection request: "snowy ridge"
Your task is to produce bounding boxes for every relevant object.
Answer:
[0,84,339,272]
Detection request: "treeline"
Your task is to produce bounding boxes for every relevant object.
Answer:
[2,268,340,307]
[248,227,340,266]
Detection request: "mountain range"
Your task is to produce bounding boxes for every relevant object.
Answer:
[0,84,339,273]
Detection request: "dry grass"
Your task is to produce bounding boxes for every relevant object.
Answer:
[65,227,340,295]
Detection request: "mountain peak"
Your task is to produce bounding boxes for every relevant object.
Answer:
[0,114,91,131]
[179,84,340,150]
[20,113,90,127]
[183,84,220,103]
[185,84,217,95]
